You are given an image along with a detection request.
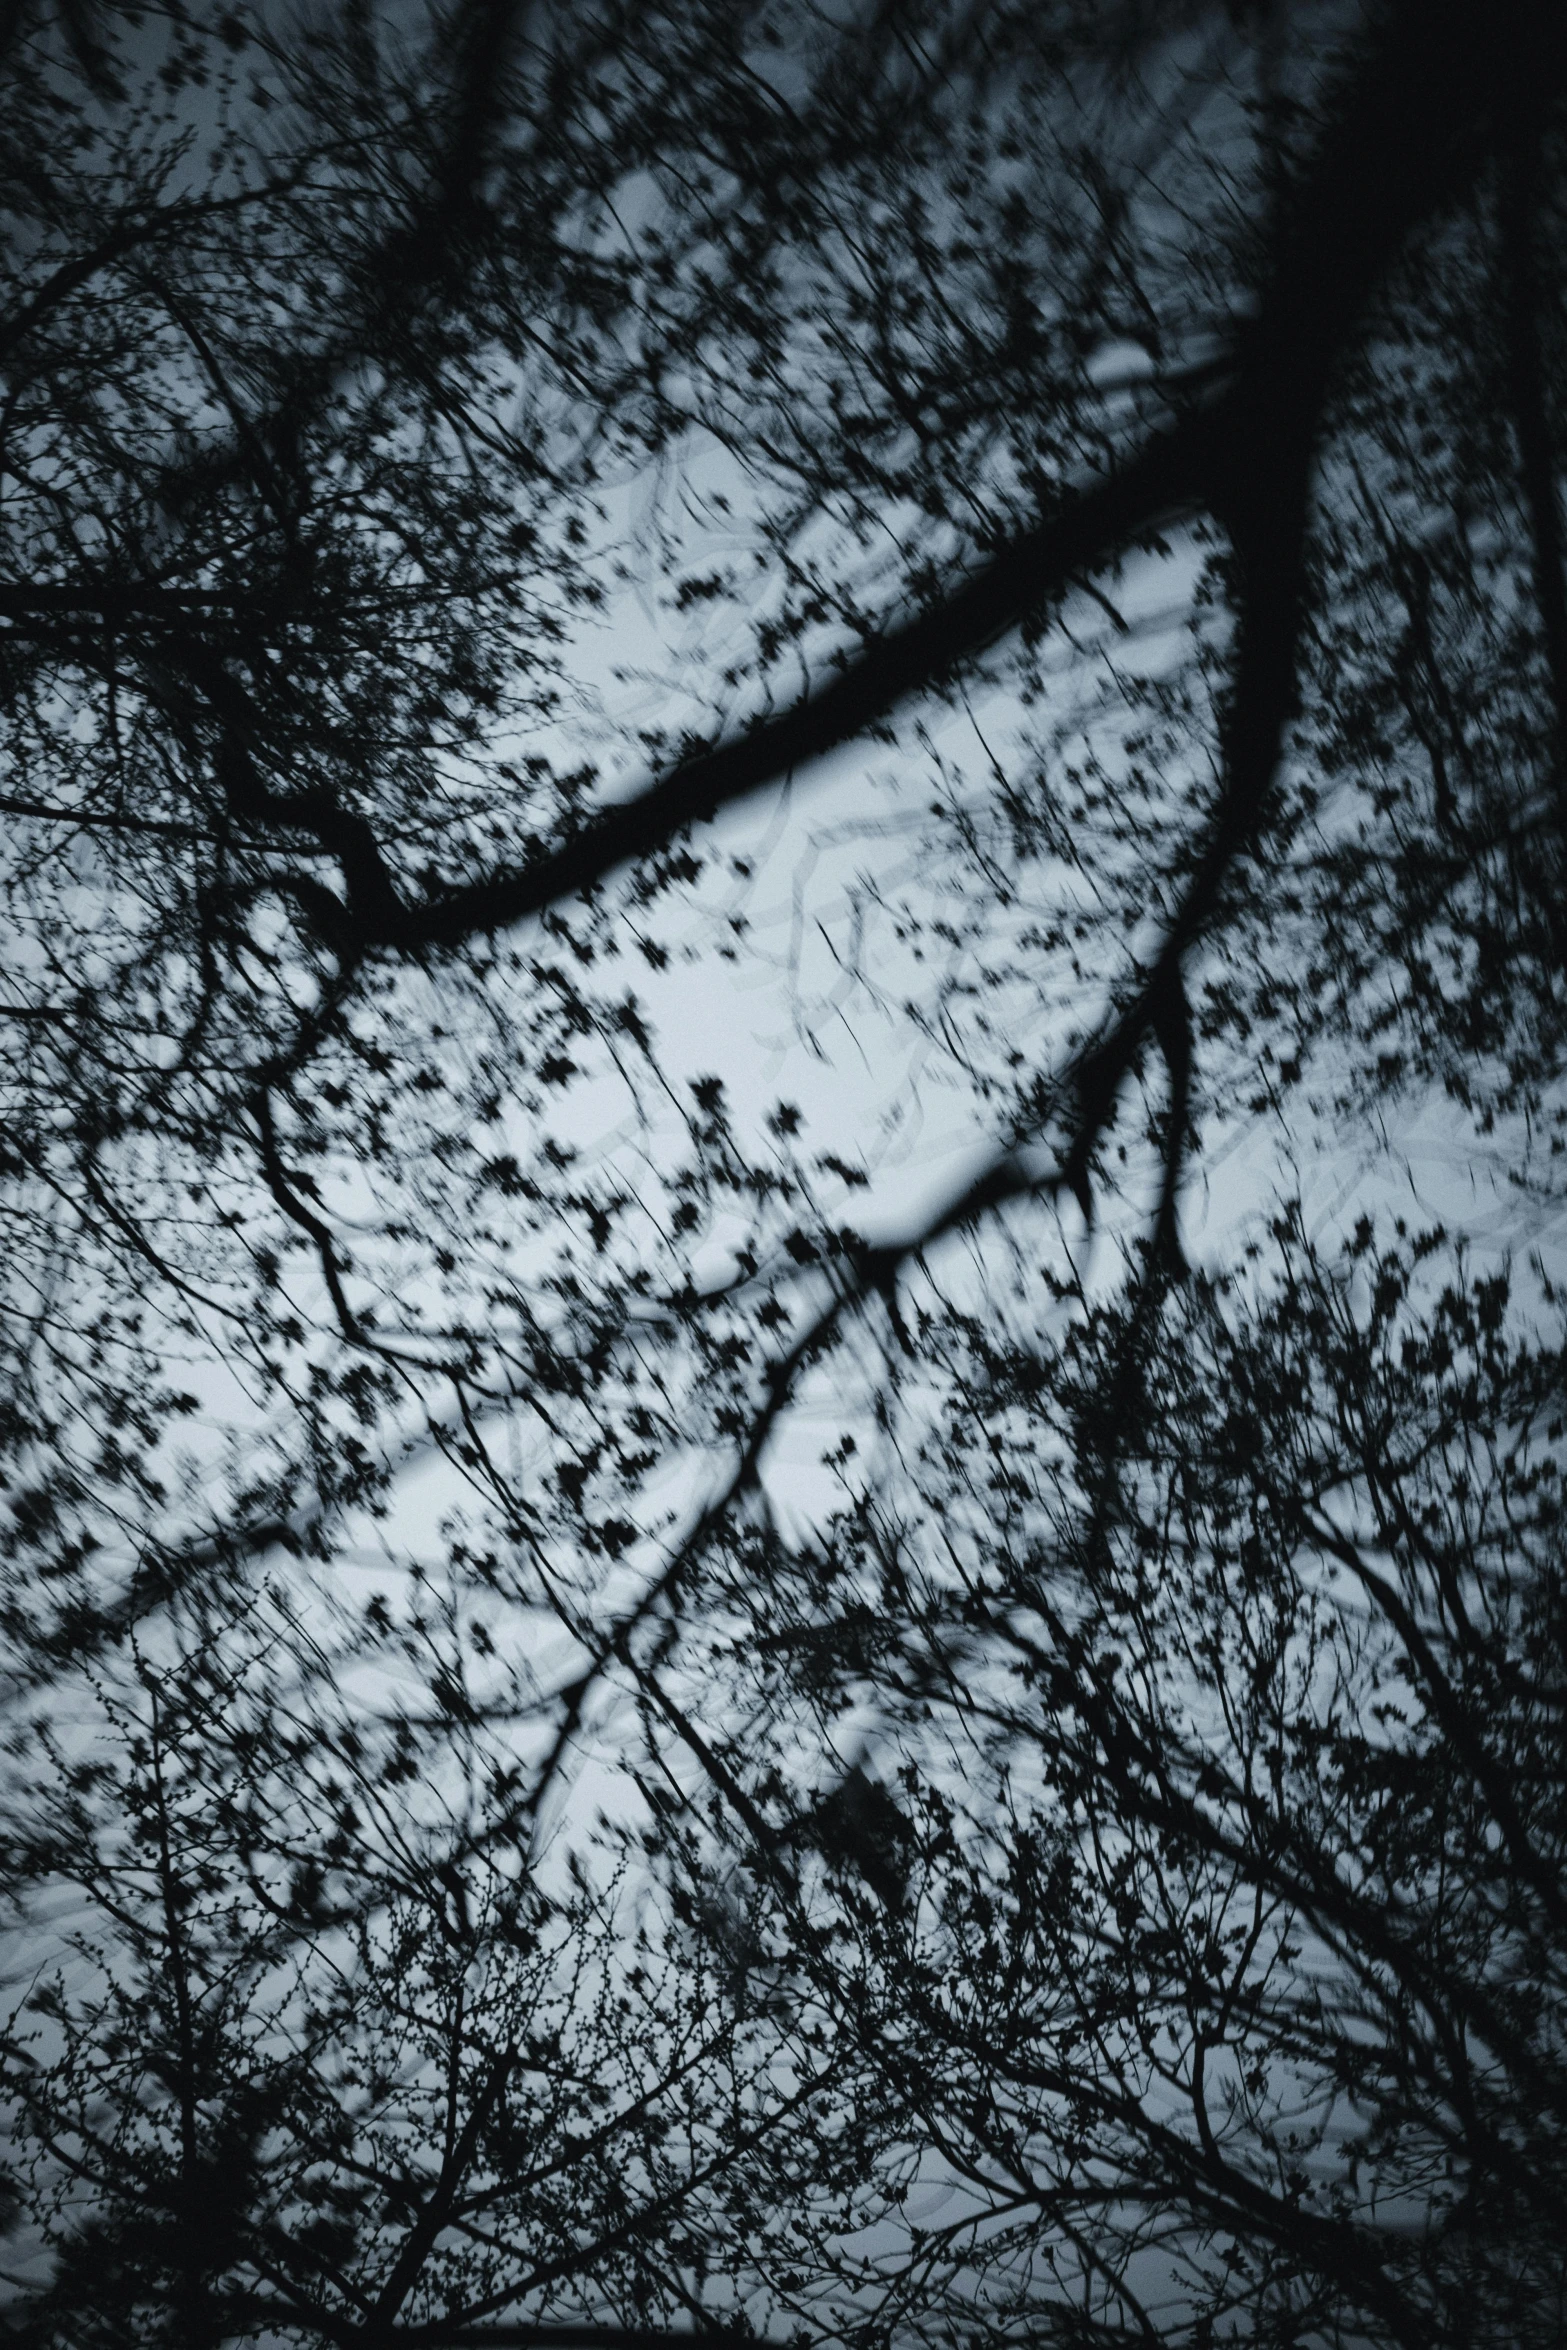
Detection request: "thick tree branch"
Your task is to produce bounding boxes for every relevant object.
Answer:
[1501,106,1567,832]
[373,407,1224,950]
[364,2045,517,2340]
[278,0,1559,960]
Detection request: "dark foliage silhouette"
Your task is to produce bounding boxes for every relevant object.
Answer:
[0,2,1564,2345]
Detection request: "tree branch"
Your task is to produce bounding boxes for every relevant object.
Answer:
[300,0,1562,958]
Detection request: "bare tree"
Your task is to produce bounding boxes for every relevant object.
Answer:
[1,1,1565,2344]
[668,1221,1567,2348]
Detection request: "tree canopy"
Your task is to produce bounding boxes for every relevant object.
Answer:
[1,1,1565,2345]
